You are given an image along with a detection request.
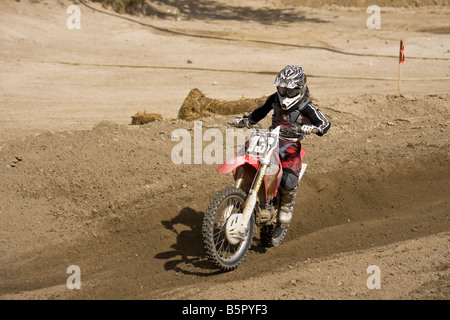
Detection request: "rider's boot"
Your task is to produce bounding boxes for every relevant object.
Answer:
[278,186,299,225]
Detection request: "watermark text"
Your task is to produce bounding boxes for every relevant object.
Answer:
[366,5,381,29]
[66,265,81,290]
[66,5,81,30]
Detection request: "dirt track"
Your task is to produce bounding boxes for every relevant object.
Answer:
[0,0,449,300]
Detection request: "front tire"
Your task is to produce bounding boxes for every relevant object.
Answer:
[202,186,254,271]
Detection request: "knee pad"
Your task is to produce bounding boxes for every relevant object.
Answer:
[281,171,299,190]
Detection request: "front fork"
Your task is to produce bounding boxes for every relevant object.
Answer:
[234,164,267,239]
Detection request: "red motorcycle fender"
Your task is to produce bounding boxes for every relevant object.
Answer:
[217,155,259,174]
[218,149,306,174]
[217,148,306,200]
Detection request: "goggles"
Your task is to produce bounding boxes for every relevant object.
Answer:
[277,86,303,98]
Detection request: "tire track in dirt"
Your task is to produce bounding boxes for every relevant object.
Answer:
[0,93,448,299]
[1,146,448,299]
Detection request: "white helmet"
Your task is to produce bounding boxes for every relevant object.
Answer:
[274,65,307,110]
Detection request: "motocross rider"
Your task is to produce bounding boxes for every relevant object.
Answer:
[232,65,331,226]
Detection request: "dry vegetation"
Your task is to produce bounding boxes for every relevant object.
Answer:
[131,110,163,124]
[177,88,267,120]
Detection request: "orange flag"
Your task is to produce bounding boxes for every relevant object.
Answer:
[399,40,405,64]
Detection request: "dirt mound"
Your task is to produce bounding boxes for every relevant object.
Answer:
[0,93,449,299]
[178,88,267,120]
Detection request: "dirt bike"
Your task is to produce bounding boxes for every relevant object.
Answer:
[202,123,312,271]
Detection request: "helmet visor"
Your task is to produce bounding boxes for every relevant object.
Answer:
[277,86,302,98]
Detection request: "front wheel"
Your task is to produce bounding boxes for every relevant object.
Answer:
[202,186,254,271]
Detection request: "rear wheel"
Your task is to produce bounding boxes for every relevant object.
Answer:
[202,186,254,271]
[260,224,288,247]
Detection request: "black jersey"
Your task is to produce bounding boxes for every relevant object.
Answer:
[248,92,331,139]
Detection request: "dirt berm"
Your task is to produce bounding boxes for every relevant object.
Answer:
[0,93,449,300]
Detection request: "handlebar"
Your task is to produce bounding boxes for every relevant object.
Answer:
[229,119,318,134]
[280,126,319,135]
[228,120,262,130]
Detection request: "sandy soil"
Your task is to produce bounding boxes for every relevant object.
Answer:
[0,0,449,301]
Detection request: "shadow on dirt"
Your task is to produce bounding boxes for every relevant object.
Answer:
[155,207,224,276]
[164,0,328,24]
[111,0,328,24]
[419,26,450,34]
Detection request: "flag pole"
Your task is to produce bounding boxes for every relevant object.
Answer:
[398,39,405,95]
